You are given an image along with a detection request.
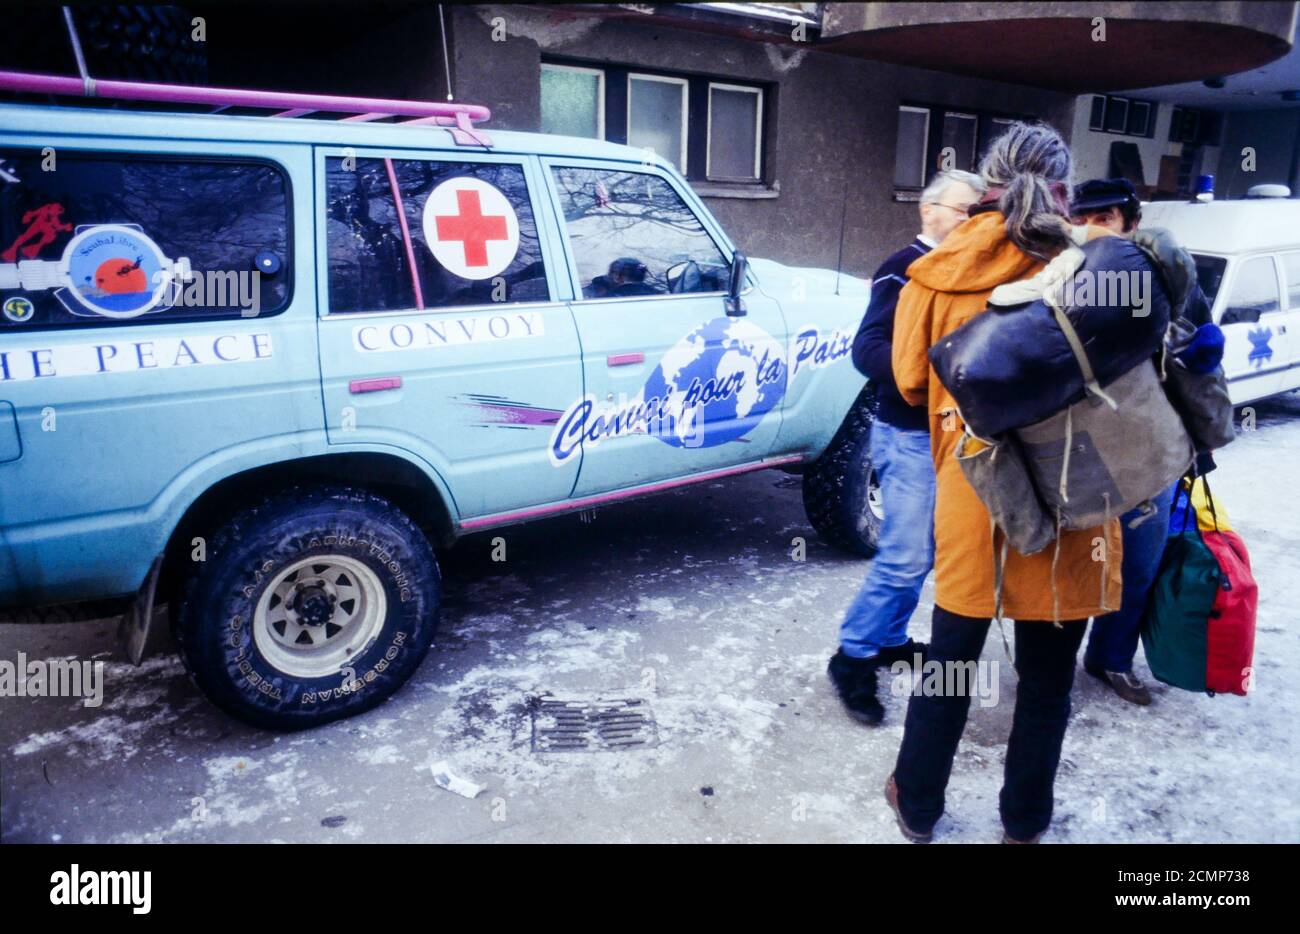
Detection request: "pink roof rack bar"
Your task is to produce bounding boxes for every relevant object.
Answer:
[0,70,493,146]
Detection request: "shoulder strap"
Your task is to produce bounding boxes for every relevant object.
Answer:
[1046,291,1119,410]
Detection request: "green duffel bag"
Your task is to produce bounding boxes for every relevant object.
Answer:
[1140,503,1222,693]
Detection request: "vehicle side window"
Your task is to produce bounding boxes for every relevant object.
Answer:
[1221,256,1280,325]
[1191,253,1226,308]
[550,166,728,300]
[1280,251,1300,311]
[325,157,547,313]
[0,148,290,330]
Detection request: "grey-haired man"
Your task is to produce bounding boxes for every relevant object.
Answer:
[829,169,985,725]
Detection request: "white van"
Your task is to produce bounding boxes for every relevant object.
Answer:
[1141,192,1300,406]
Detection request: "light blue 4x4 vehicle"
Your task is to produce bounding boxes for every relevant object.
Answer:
[0,76,880,728]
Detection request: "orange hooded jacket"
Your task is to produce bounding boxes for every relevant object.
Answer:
[891,211,1123,621]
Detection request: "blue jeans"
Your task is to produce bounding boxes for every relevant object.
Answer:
[1084,485,1176,673]
[839,420,935,659]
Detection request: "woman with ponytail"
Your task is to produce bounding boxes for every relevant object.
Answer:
[884,122,1122,843]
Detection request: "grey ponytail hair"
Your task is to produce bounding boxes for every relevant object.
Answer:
[979,122,1073,261]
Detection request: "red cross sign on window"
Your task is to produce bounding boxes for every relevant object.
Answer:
[434,189,508,267]
[422,178,520,280]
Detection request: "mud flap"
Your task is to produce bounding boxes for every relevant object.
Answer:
[117,556,162,665]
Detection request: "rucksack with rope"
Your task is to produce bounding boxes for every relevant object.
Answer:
[932,230,1205,629]
[1142,476,1257,696]
[936,233,1196,556]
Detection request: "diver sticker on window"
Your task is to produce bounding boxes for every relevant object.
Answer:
[422,178,520,280]
[0,223,192,320]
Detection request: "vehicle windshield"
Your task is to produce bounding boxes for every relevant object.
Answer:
[1191,253,1228,307]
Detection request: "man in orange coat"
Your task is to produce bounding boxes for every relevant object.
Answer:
[883,123,1122,844]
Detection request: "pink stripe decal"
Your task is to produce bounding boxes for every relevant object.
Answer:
[383,157,425,310]
[458,455,804,531]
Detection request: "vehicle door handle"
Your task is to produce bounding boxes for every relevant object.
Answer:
[607,352,645,367]
[349,376,403,394]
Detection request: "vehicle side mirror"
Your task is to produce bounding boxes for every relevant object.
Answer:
[726,250,748,317]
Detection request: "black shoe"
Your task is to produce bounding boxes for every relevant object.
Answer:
[876,638,928,669]
[827,649,884,725]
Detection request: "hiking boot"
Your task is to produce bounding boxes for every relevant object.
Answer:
[827,649,884,725]
[1085,664,1153,706]
[884,773,933,843]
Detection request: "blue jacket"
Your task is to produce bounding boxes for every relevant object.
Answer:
[851,237,931,430]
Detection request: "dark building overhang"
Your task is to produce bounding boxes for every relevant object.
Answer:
[818,1,1297,92]
[550,3,821,44]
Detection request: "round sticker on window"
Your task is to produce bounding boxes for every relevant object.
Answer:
[422,177,520,281]
[3,296,35,323]
[63,225,170,319]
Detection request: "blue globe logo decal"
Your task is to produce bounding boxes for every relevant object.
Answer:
[640,316,787,448]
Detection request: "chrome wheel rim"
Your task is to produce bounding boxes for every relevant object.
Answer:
[252,555,387,679]
[866,466,884,521]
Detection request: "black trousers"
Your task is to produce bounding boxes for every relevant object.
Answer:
[893,605,1086,840]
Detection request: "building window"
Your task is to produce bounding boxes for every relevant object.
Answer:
[1088,95,1105,131]
[893,105,1028,195]
[540,59,769,186]
[978,116,1016,163]
[940,111,978,175]
[1104,97,1129,133]
[1128,101,1152,137]
[1169,106,1222,146]
[893,105,930,189]
[540,63,605,139]
[628,73,689,171]
[1088,95,1156,138]
[707,83,763,182]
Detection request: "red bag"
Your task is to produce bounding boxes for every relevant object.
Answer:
[1200,528,1258,696]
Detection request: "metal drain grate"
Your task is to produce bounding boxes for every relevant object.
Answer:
[528,695,658,752]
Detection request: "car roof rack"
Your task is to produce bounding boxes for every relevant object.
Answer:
[0,70,493,147]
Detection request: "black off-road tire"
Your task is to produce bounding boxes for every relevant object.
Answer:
[802,389,883,557]
[174,486,440,730]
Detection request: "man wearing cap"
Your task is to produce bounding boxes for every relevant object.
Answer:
[1070,178,1218,705]
[1071,178,1212,325]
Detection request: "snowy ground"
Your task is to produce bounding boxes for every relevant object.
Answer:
[2,394,1299,844]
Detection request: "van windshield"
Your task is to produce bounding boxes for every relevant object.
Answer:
[1191,253,1228,307]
